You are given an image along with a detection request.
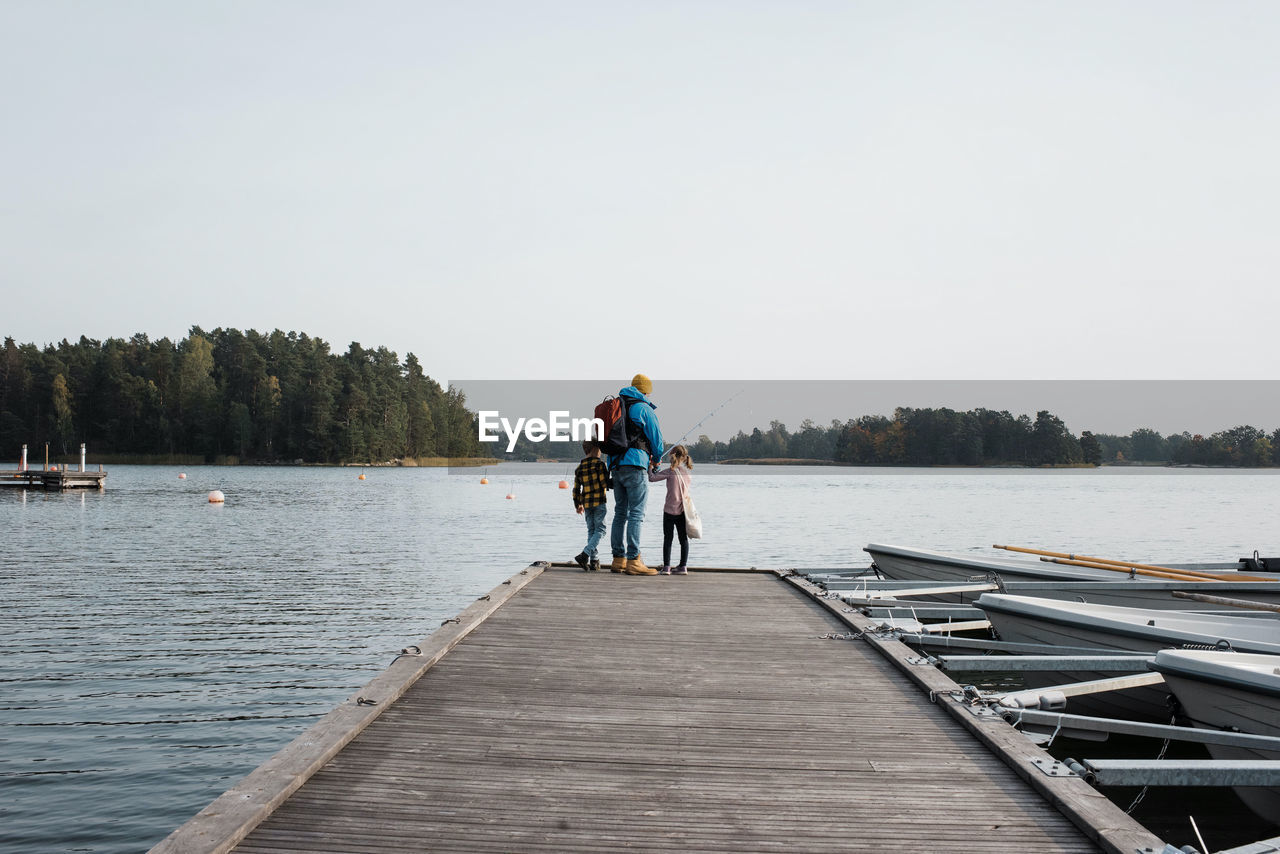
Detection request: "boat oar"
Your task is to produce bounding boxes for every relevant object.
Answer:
[1040,556,1276,582]
[993,544,1275,583]
[1171,590,1280,613]
[1039,556,1231,583]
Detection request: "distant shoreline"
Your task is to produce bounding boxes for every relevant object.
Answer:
[717,458,839,466]
[50,455,1277,469]
[37,455,502,468]
[713,457,1098,467]
[714,458,1278,469]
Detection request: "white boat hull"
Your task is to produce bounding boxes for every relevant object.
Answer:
[866,544,1280,610]
[976,595,1280,721]
[1151,650,1280,822]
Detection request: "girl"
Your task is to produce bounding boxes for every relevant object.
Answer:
[648,445,693,575]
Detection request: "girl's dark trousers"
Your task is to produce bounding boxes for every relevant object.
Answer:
[662,511,688,567]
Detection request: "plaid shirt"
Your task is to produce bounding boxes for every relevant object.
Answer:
[572,457,610,509]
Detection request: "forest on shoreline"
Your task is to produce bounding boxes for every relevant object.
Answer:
[0,329,487,464]
[3,329,1276,468]
[500,408,1280,468]
[679,411,1278,468]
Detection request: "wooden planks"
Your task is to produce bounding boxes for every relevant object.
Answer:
[215,568,1138,853]
[0,468,107,488]
[149,564,547,854]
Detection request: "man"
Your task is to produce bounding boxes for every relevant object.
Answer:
[607,373,663,576]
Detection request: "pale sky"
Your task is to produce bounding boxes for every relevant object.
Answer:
[4,2,1279,384]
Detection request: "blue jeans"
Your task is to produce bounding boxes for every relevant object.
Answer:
[610,465,648,559]
[583,504,606,559]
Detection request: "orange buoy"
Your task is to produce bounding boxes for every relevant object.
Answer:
[178,473,187,480]
[558,480,569,489]
[505,493,515,499]
[358,473,366,480]
[480,478,489,484]
[208,490,225,503]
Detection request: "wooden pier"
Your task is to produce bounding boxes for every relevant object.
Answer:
[151,565,1167,854]
[3,444,106,489]
[0,467,106,489]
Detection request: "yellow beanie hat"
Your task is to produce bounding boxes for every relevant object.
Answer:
[631,373,653,395]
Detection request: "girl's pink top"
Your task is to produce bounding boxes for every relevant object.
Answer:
[648,466,690,514]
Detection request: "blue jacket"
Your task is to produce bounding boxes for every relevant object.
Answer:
[608,386,663,470]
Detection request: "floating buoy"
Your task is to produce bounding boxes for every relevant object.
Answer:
[480,477,489,484]
[50,464,58,471]
[358,473,366,480]
[558,480,569,489]
[505,493,515,499]
[506,482,515,499]
[178,473,187,480]
[208,490,225,504]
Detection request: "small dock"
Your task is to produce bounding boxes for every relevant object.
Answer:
[0,468,106,489]
[151,566,1167,854]
[2,443,106,489]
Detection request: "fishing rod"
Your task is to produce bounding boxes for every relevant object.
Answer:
[659,388,745,460]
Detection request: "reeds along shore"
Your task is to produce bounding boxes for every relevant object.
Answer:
[384,457,496,467]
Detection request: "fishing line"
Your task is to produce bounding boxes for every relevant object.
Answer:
[659,388,745,460]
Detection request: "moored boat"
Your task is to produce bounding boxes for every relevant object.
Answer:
[975,594,1280,656]
[974,593,1280,720]
[1149,649,1280,822]
[865,543,1280,610]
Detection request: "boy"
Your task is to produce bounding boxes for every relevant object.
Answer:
[572,440,610,571]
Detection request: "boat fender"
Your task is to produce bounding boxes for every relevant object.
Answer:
[1036,691,1067,712]
[996,691,1067,711]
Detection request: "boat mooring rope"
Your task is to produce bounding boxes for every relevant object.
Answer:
[389,644,422,665]
[819,631,867,641]
[1003,706,1063,747]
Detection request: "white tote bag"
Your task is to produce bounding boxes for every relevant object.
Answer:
[683,491,703,539]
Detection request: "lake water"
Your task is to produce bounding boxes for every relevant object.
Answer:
[3,464,1279,852]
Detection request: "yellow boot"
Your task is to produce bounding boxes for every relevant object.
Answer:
[610,556,627,573]
[625,555,657,576]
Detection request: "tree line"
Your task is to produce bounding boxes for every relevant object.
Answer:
[683,408,1280,467]
[0,329,487,464]
[7,334,1277,468]
[1092,425,1277,467]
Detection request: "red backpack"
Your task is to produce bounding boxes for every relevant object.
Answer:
[593,395,650,457]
